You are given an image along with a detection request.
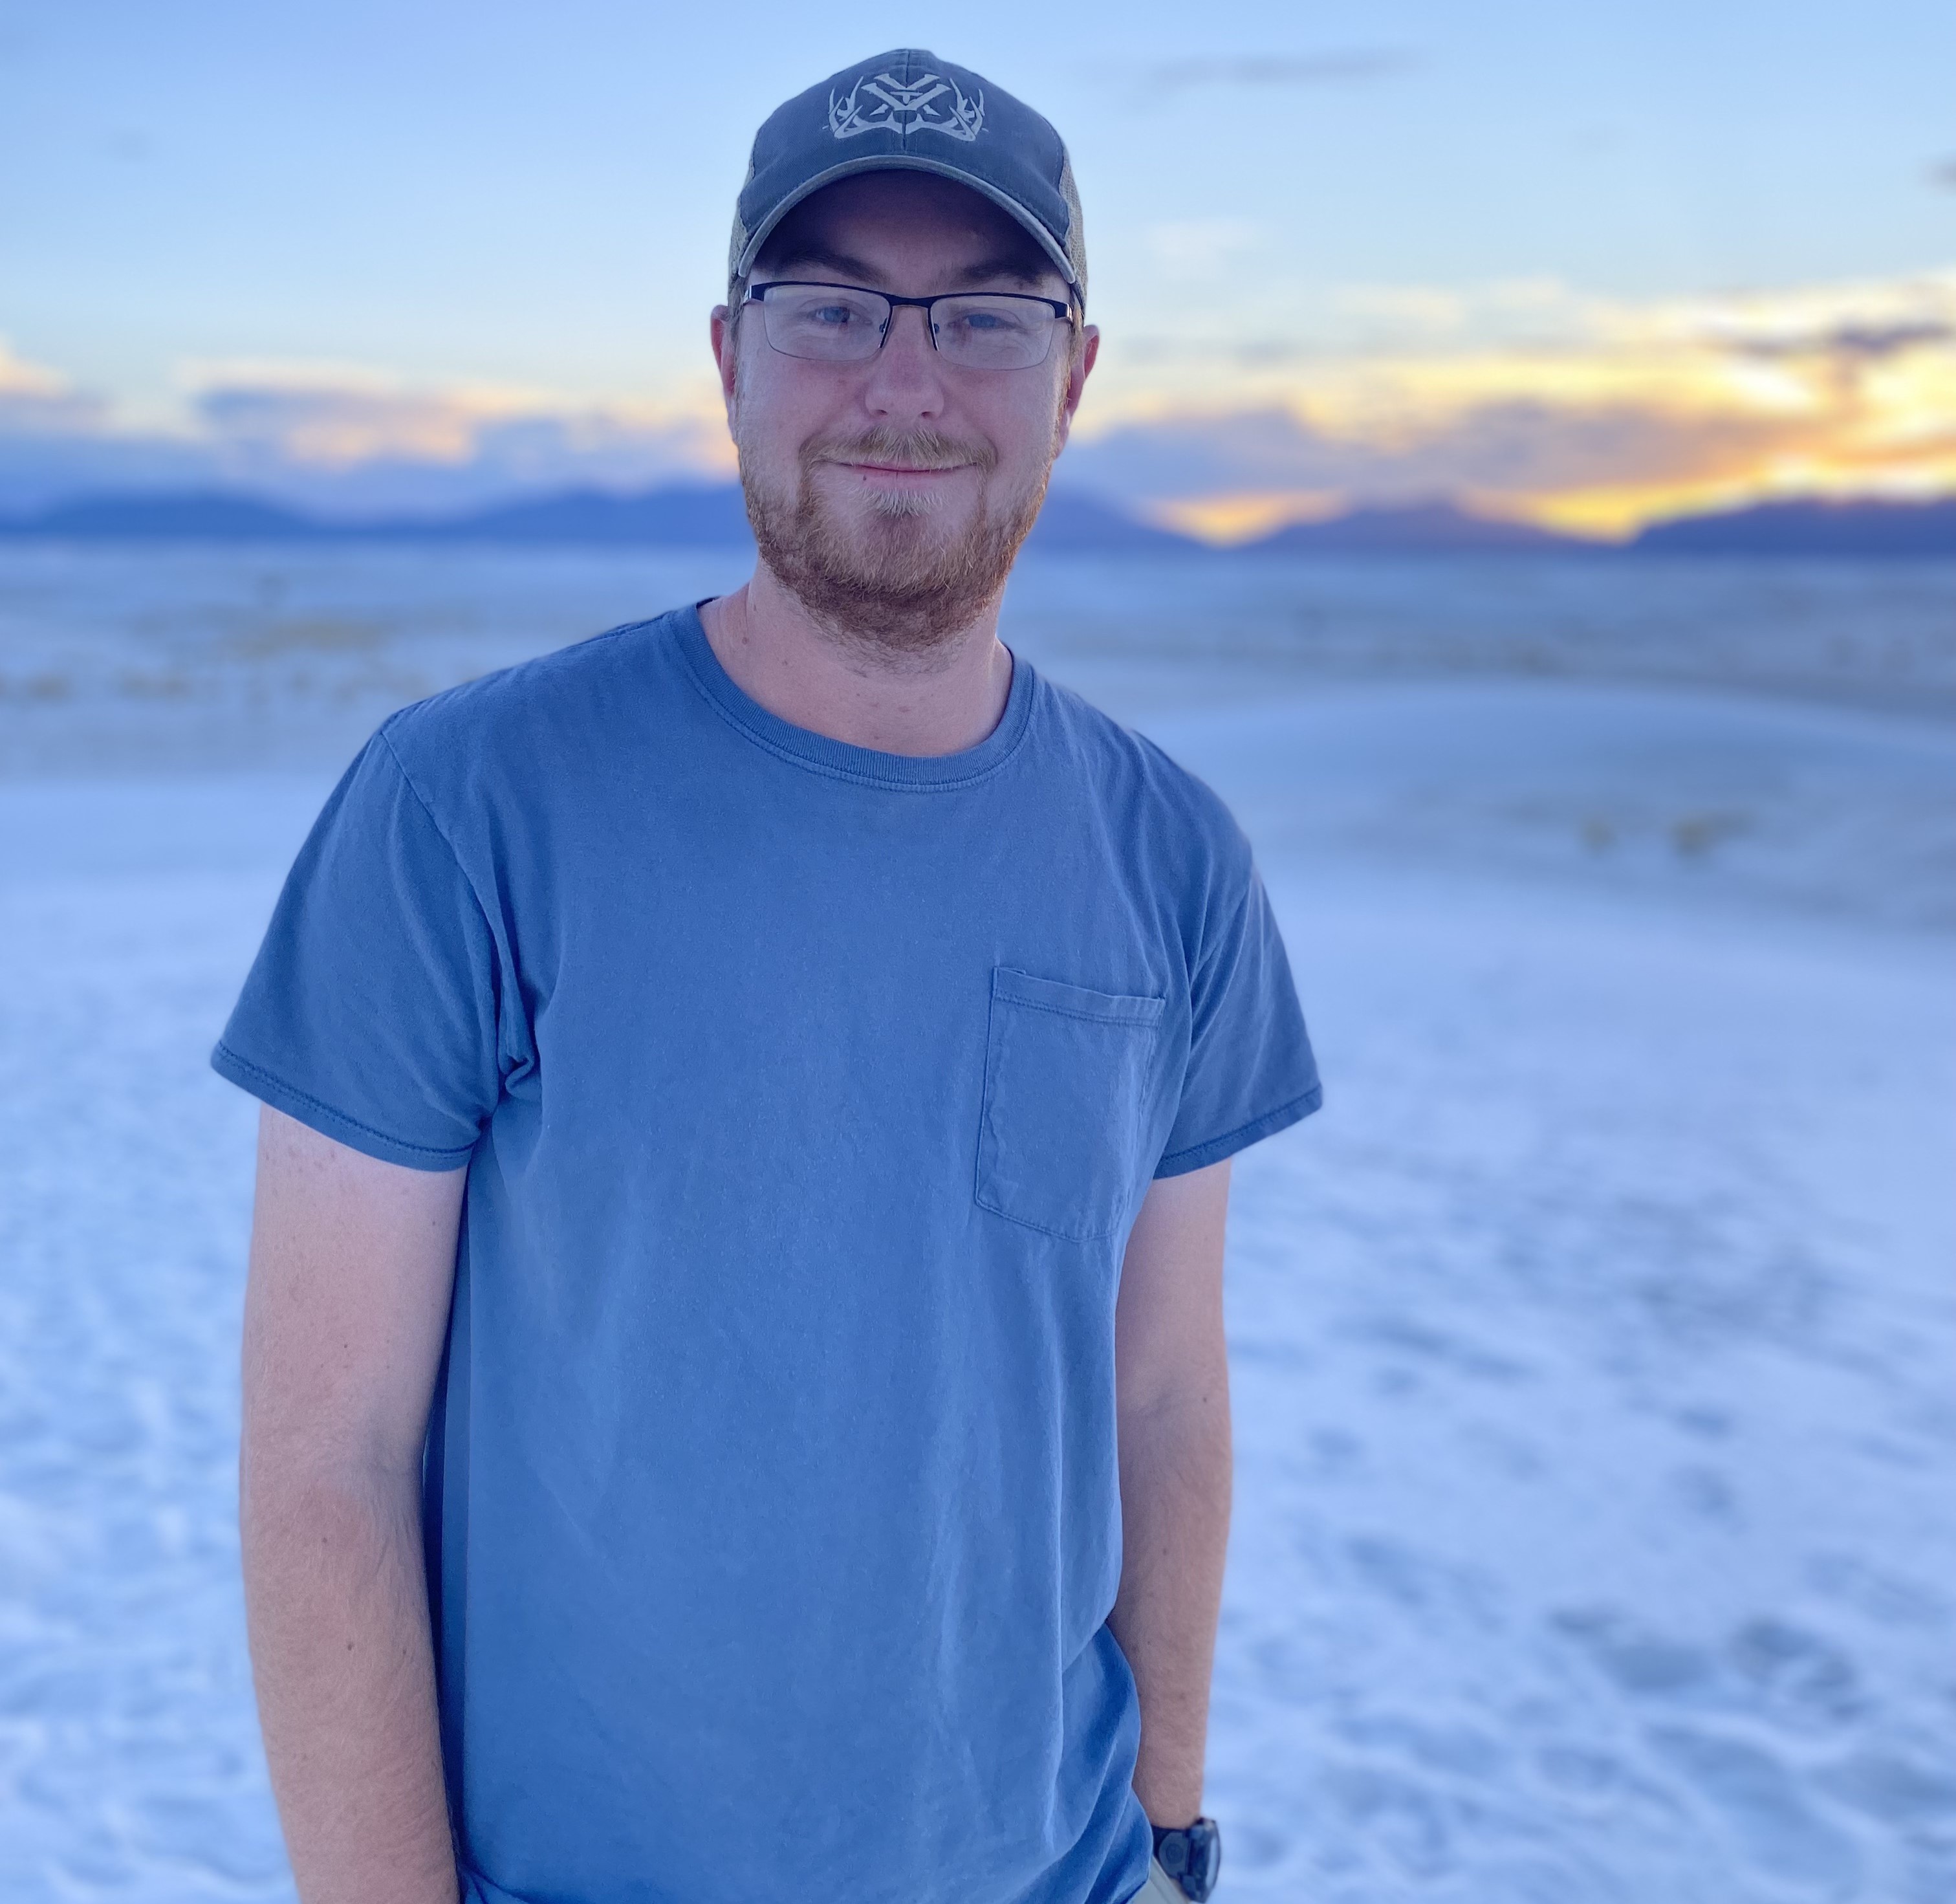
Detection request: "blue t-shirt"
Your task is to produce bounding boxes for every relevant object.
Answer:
[213,604,1320,1904]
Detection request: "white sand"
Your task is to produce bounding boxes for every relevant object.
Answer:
[2,549,1952,1901]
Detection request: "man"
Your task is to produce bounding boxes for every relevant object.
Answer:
[217,48,1319,1904]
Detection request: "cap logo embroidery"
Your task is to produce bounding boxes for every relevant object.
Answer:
[828,69,984,142]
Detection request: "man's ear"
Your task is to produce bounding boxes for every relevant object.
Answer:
[710,304,739,422]
[1054,323,1100,452]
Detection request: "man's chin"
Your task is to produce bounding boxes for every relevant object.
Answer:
[746,483,1037,653]
[736,432,1054,651]
[800,487,984,576]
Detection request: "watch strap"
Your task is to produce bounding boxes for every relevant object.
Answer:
[1149,1817,1221,1901]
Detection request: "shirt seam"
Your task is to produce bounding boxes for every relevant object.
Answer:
[1155,1082,1323,1174]
[994,996,1165,1027]
[212,1042,475,1163]
[673,621,1034,793]
[373,718,516,1032]
[1191,872,1257,999]
[375,721,497,917]
[973,1180,1126,1244]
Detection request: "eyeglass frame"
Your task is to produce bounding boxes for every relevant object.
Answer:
[741,279,1078,369]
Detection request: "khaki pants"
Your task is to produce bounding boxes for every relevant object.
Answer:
[1136,1859,1188,1903]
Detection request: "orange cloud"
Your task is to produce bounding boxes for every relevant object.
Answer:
[1073,267,1956,536]
[182,362,735,476]
[0,339,67,399]
[0,338,103,433]
[8,268,1953,533]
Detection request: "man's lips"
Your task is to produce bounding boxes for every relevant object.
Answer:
[825,457,975,476]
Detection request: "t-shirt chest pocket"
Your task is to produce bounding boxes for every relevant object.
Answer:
[975,966,1167,1243]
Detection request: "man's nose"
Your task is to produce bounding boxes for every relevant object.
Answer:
[861,303,946,417]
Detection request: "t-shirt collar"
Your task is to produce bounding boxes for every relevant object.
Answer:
[673,599,1035,791]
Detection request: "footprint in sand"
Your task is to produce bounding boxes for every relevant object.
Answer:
[1726,1617,1864,1729]
[1646,1724,1864,1898]
[1805,1551,1951,1630]
[1550,1606,1719,1702]
[1814,1748,1956,1831]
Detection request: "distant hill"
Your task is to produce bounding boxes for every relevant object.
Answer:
[1631,498,1956,557]
[1030,489,1202,553]
[420,484,752,545]
[1243,501,1591,556]
[0,484,756,547]
[0,487,1579,554]
[0,481,1199,553]
[6,485,1954,558]
[16,491,328,540]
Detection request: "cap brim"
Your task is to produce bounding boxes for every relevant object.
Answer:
[734,154,1078,293]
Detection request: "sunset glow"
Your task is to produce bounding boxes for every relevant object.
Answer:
[5,7,1952,535]
[1071,268,1956,540]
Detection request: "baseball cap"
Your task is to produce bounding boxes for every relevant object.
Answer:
[728,49,1087,307]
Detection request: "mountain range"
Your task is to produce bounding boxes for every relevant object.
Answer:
[3,485,1953,558]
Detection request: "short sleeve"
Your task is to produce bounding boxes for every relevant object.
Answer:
[211,723,506,1170]
[1153,857,1321,1177]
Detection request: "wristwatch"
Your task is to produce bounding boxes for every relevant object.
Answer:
[1151,1817,1221,1901]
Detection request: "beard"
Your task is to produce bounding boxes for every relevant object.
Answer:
[736,421,1054,657]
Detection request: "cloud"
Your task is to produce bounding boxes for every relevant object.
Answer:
[0,340,64,399]
[0,338,102,434]
[180,369,733,516]
[1640,272,1956,359]
[0,357,735,516]
[1777,321,1951,360]
[1931,158,1956,190]
[1333,285,1469,333]
[186,364,729,472]
[1138,50,1418,92]
[0,432,213,516]
[1061,266,1956,535]
[1059,399,1806,538]
[1146,219,1261,279]
[190,369,537,468]
[1331,277,1589,340]
[1113,278,1618,378]
[0,341,160,509]
[1704,319,1954,364]
[8,269,1955,534]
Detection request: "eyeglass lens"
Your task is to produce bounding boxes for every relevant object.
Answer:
[757,285,1061,369]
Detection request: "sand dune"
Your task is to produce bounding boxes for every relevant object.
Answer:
[2,547,1951,1901]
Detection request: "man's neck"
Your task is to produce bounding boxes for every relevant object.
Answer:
[697,564,1014,758]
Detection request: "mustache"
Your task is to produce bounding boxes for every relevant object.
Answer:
[804,427,998,475]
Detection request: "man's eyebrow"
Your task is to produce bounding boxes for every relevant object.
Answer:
[951,252,1052,289]
[759,243,879,283]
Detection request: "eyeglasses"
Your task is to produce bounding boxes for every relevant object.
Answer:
[744,280,1074,371]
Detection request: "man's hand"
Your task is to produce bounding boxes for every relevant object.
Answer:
[1109,1159,1233,1829]
[240,1106,466,1904]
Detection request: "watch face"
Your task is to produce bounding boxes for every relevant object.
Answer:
[1159,1818,1221,1901]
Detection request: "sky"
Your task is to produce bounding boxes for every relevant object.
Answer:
[2,0,1953,535]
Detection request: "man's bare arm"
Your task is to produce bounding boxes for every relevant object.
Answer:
[240,1105,466,1904]
[1109,1158,1233,1828]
